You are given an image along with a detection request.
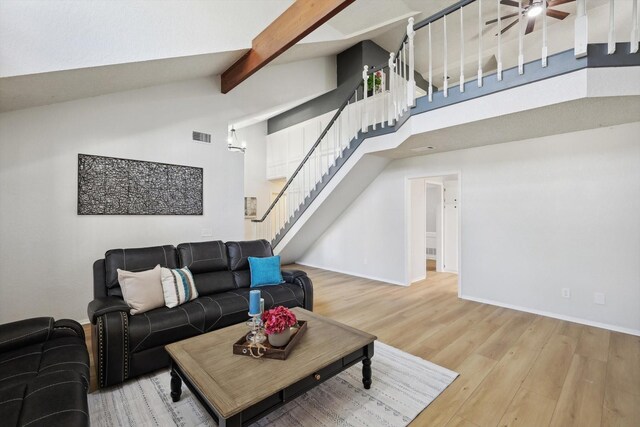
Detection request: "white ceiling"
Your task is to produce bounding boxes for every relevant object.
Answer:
[0,0,629,113]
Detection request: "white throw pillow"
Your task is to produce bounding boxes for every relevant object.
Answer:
[161,267,199,308]
[117,265,165,315]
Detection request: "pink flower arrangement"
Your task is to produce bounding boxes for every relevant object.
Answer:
[262,306,297,335]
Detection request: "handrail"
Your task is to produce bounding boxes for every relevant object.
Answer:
[252,62,389,224]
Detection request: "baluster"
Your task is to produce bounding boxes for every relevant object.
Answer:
[346,97,352,146]
[317,130,323,185]
[542,0,548,66]
[381,69,386,128]
[407,17,416,107]
[335,120,340,160]
[460,6,465,92]
[362,65,368,133]
[322,122,328,175]
[372,69,377,131]
[339,113,344,156]
[608,0,615,54]
[388,53,396,126]
[353,90,358,140]
[519,0,524,73]
[497,0,503,80]
[477,0,483,87]
[394,57,399,118]
[276,201,280,235]
[428,23,433,101]
[443,14,448,97]
[403,43,408,112]
[632,0,639,53]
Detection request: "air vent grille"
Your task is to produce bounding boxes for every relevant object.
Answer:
[192,131,211,143]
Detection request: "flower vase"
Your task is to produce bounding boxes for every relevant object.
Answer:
[268,328,291,347]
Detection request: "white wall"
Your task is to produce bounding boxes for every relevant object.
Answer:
[0,55,335,324]
[239,122,283,239]
[300,122,640,333]
[426,183,439,233]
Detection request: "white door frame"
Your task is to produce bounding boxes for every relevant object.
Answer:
[404,172,462,297]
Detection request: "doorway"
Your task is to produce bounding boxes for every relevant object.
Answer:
[408,174,460,285]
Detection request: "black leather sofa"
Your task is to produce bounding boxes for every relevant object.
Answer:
[0,317,89,427]
[87,239,313,388]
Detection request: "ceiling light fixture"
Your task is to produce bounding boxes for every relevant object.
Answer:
[527,0,543,17]
[227,127,247,154]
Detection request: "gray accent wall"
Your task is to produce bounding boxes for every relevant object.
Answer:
[268,40,428,134]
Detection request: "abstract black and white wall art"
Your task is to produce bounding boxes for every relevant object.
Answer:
[78,154,203,215]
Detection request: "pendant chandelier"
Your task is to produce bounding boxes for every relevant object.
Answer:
[227,127,247,153]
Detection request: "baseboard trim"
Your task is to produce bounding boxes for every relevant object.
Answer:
[460,295,640,337]
[411,275,427,284]
[295,262,407,287]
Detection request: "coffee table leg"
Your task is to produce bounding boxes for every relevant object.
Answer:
[170,365,182,402]
[220,414,242,427]
[362,357,372,389]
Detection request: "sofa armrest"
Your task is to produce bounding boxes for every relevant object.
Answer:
[88,297,130,324]
[282,269,313,311]
[51,319,86,341]
[0,317,53,354]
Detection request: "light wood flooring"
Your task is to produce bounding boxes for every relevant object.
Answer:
[84,264,640,426]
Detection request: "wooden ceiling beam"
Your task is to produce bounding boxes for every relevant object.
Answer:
[221,0,356,94]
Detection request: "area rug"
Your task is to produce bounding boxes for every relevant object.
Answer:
[88,341,458,427]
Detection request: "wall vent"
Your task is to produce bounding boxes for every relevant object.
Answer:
[426,247,437,256]
[192,131,211,143]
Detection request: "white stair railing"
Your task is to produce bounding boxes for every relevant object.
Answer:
[252,36,416,245]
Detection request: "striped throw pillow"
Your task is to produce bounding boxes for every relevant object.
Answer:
[160,267,199,308]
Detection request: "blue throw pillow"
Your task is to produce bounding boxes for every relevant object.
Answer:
[248,256,285,287]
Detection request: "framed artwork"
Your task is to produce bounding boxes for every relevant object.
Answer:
[244,197,257,218]
[77,154,203,215]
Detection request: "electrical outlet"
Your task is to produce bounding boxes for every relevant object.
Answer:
[561,288,571,298]
[594,292,606,305]
[363,258,368,265]
[201,228,213,237]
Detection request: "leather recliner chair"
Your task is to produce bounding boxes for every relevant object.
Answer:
[87,239,313,388]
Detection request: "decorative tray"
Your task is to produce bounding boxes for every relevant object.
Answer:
[233,320,307,360]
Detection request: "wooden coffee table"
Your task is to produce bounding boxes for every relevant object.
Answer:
[165,307,376,427]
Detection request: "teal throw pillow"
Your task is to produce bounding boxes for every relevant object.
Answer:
[248,256,285,287]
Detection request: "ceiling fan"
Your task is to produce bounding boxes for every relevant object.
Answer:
[486,0,575,36]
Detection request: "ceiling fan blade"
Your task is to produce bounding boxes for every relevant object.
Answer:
[525,17,535,34]
[548,0,576,7]
[546,8,570,20]
[500,0,520,8]
[486,12,521,25]
[499,18,520,35]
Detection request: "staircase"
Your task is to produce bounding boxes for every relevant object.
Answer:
[252,0,640,262]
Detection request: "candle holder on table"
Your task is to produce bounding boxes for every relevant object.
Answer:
[247,291,266,344]
[246,312,266,344]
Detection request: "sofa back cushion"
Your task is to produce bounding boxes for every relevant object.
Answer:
[105,245,178,296]
[225,240,274,288]
[177,241,236,295]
